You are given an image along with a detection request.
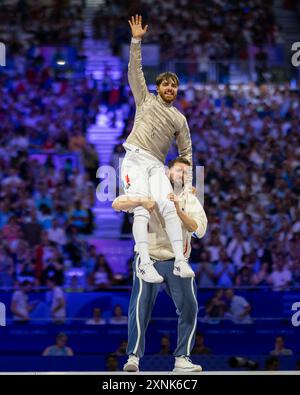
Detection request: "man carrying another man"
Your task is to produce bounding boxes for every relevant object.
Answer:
[112,157,207,372]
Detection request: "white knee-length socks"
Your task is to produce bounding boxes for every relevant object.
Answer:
[164,211,185,262]
[132,208,185,265]
[132,210,151,265]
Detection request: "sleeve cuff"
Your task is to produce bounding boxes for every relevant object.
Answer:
[131,37,141,44]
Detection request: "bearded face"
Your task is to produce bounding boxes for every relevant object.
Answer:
[157,78,178,103]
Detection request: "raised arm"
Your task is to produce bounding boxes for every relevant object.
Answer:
[168,191,208,236]
[128,15,150,106]
[168,192,198,232]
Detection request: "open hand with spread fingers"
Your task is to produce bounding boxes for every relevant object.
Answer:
[128,14,148,39]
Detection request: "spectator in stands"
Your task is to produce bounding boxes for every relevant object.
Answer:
[204,289,228,323]
[224,288,252,324]
[21,209,43,248]
[270,336,293,356]
[0,245,14,287]
[65,274,85,292]
[0,200,11,231]
[251,262,269,287]
[196,251,215,288]
[289,231,300,262]
[10,280,37,323]
[70,200,89,234]
[191,332,213,355]
[268,253,292,291]
[291,258,300,288]
[108,304,127,325]
[252,236,273,268]
[2,216,21,247]
[85,307,106,325]
[69,130,86,152]
[42,249,64,286]
[47,218,67,246]
[37,204,53,230]
[89,254,114,291]
[42,332,74,356]
[34,231,52,284]
[64,226,85,267]
[84,205,95,235]
[34,186,53,212]
[214,250,236,288]
[46,278,66,324]
[235,266,254,288]
[207,231,223,262]
[2,168,22,189]
[84,244,98,275]
[17,257,36,286]
[156,335,171,355]
[227,231,251,270]
[54,205,69,228]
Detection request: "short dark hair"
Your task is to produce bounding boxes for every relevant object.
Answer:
[156,72,179,87]
[167,157,191,169]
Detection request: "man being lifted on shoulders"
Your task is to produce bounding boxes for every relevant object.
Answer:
[121,15,193,283]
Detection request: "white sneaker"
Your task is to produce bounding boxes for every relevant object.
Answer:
[137,262,164,283]
[173,356,202,372]
[173,259,195,278]
[123,355,140,372]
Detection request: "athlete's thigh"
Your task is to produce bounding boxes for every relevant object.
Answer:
[121,152,150,197]
[149,164,173,204]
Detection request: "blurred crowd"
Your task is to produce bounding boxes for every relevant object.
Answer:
[0,0,299,294]
[185,83,300,290]
[0,0,102,290]
[0,0,84,53]
[93,0,282,61]
[0,61,103,290]
[1,78,299,291]
[111,81,300,291]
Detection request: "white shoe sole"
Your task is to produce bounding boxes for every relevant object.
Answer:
[173,366,202,372]
[173,268,195,278]
[137,272,164,283]
[123,363,139,372]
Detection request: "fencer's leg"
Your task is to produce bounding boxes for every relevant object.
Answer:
[121,153,162,283]
[164,210,194,277]
[133,206,163,283]
[149,166,185,260]
[132,206,151,265]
